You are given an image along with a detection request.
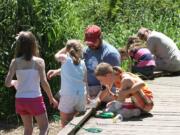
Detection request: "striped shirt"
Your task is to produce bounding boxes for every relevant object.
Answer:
[129,48,156,68]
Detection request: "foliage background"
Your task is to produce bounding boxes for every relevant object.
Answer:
[0,0,179,123]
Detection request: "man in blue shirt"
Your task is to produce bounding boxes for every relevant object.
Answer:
[84,25,120,102]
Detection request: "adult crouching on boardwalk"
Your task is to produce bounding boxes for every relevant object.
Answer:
[137,27,180,74]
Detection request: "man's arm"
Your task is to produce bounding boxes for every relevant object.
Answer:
[147,37,157,55]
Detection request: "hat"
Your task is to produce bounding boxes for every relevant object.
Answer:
[84,25,101,45]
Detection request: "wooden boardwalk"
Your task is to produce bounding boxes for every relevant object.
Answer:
[59,76,180,135]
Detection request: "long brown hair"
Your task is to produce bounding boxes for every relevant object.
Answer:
[126,36,141,51]
[66,39,83,65]
[15,31,39,61]
[95,62,123,77]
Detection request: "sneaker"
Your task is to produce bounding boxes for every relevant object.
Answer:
[113,114,123,123]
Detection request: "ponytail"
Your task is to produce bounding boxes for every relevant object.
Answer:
[69,48,80,65]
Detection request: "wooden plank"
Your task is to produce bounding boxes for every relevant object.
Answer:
[76,117,180,135]
[57,108,94,135]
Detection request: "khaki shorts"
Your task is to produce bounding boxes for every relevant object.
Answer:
[58,95,86,113]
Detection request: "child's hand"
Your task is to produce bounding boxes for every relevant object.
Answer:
[106,101,114,108]
[86,96,91,104]
[50,98,58,108]
[87,97,100,108]
[87,99,98,108]
[11,80,18,89]
[47,70,58,80]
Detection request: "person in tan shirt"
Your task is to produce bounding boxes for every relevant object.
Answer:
[137,27,180,73]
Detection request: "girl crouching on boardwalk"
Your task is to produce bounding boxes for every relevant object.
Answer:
[95,62,153,119]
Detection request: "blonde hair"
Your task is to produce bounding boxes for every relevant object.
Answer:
[95,63,141,82]
[66,39,83,65]
[95,62,123,76]
[15,31,39,61]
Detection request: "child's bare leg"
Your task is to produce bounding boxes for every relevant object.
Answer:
[60,111,74,128]
[20,115,33,135]
[35,113,49,135]
[99,90,114,103]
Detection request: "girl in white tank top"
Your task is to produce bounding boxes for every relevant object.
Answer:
[5,31,58,135]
